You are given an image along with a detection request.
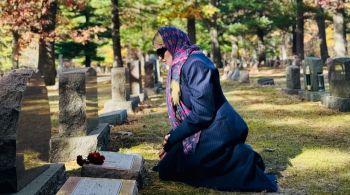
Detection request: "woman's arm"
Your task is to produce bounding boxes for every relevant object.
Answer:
[164,58,216,151]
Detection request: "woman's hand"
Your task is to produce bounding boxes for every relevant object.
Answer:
[159,134,170,159]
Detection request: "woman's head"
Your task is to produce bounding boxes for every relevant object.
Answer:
[152,26,192,65]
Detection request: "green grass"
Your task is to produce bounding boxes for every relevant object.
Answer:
[57,69,350,194]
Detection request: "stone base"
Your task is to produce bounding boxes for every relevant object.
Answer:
[104,99,134,113]
[321,94,350,112]
[298,90,325,102]
[282,88,301,95]
[50,123,110,162]
[130,95,141,108]
[81,152,145,188]
[99,110,127,126]
[16,164,66,195]
[57,177,137,195]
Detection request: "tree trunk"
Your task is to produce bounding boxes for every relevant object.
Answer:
[209,23,223,68]
[187,17,196,44]
[333,7,347,56]
[11,30,20,69]
[296,0,304,59]
[257,30,266,65]
[84,42,92,67]
[292,24,297,55]
[316,5,329,62]
[84,8,91,67]
[38,0,57,85]
[111,0,123,67]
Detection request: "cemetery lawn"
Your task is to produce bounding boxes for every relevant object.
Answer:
[62,69,350,194]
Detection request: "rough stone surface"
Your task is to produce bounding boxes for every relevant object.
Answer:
[57,177,138,195]
[321,94,350,112]
[128,60,142,95]
[104,99,134,113]
[328,57,350,98]
[302,57,324,91]
[99,110,128,126]
[16,164,66,195]
[81,152,146,188]
[286,65,301,90]
[50,123,110,162]
[239,71,250,83]
[144,61,155,88]
[230,68,240,81]
[59,71,87,136]
[112,67,129,102]
[298,90,325,102]
[257,77,275,85]
[130,95,141,107]
[0,69,51,193]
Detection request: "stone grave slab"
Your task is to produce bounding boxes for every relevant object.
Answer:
[99,110,128,126]
[81,152,145,188]
[57,177,137,195]
[282,65,301,95]
[257,77,275,86]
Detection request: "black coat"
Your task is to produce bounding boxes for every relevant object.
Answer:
[158,53,278,192]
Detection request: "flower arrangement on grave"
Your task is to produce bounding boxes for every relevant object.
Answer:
[77,151,105,166]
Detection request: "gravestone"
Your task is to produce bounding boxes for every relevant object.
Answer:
[298,57,325,101]
[99,110,128,126]
[239,70,250,83]
[57,177,137,195]
[128,60,147,105]
[104,66,135,113]
[50,68,110,162]
[144,61,155,88]
[81,152,145,188]
[282,65,301,95]
[230,68,240,81]
[321,57,350,112]
[257,77,275,85]
[0,69,66,194]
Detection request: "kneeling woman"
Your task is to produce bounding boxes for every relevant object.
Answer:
[153,26,277,192]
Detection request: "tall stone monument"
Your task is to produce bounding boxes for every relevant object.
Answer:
[104,62,135,113]
[282,65,301,95]
[0,69,65,194]
[298,57,326,101]
[321,57,350,112]
[50,68,110,162]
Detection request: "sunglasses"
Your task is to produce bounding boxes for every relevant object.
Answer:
[156,47,167,60]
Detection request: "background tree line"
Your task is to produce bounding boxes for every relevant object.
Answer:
[0,0,349,84]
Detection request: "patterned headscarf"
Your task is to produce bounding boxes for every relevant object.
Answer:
[157,26,203,155]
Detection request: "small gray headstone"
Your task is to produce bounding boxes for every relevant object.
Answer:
[239,70,250,83]
[286,65,301,90]
[302,57,324,91]
[230,68,240,81]
[57,177,137,195]
[144,61,155,88]
[328,57,350,98]
[257,77,275,85]
[111,67,128,102]
[128,60,142,95]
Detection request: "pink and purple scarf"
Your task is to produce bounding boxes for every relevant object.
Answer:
[158,26,203,154]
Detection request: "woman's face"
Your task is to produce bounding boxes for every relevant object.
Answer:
[153,32,173,66]
[162,50,172,66]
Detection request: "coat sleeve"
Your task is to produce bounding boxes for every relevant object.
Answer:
[164,59,216,151]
